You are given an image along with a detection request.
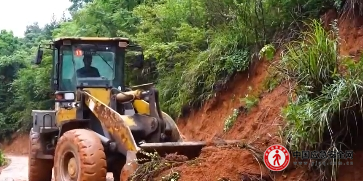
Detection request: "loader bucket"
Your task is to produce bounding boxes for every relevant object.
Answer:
[138,141,206,159]
[120,141,206,181]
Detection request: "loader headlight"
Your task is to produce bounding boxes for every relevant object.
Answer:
[64,92,75,100]
[55,91,76,102]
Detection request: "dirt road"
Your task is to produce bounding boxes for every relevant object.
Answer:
[0,155,28,181]
[0,155,114,181]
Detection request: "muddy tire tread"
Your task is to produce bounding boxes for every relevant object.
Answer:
[54,129,107,181]
[28,129,54,181]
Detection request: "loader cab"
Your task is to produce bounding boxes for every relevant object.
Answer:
[54,38,143,91]
[34,37,144,92]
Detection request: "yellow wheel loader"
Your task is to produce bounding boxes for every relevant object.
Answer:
[28,37,206,181]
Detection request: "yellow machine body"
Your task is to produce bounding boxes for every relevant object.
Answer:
[29,37,205,181]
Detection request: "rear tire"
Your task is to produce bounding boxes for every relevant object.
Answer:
[28,128,54,181]
[54,129,107,181]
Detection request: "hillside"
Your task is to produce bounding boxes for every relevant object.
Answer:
[130,9,363,181]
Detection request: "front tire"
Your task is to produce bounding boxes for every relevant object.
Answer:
[28,128,54,181]
[54,129,107,181]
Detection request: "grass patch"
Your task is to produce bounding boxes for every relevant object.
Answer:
[240,95,259,112]
[280,19,363,180]
[279,19,339,98]
[259,44,276,61]
[0,150,5,166]
[223,86,260,132]
[281,19,339,150]
[262,73,282,93]
[240,87,260,112]
[223,108,241,132]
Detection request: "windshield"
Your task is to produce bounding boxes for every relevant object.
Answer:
[60,44,116,90]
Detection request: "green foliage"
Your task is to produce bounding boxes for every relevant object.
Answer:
[280,19,339,97]
[0,30,21,56]
[281,20,363,179]
[132,0,256,116]
[0,24,56,139]
[281,20,339,150]
[130,0,336,117]
[240,94,259,112]
[282,71,363,179]
[334,0,343,11]
[262,74,282,92]
[240,87,259,112]
[224,108,240,132]
[0,149,5,166]
[259,44,275,61]
[283,58,363,149]
[48,0,341,119]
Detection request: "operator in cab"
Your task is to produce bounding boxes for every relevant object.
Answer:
[76,54,101,77]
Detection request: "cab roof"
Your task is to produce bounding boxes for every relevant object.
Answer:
[53,37,130,43]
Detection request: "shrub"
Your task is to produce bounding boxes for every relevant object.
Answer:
[281,20,363,180]
[280,19,339,98]
[0,150,5,166]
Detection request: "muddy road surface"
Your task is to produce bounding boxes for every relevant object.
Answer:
[0,155,28,181]
[0,155,115,181]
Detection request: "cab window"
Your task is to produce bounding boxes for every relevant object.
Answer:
[60,49,75,91]
[59,45,116,91]
[73,49,115,80]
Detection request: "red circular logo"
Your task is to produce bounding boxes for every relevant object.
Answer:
[75,49,83,56]
[264,144,290,171]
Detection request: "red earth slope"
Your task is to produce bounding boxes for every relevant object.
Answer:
[165,10,363,181]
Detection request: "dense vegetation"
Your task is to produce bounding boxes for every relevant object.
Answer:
[0,0,362,177]
[0,0,334,137]
[280,20,363,180]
